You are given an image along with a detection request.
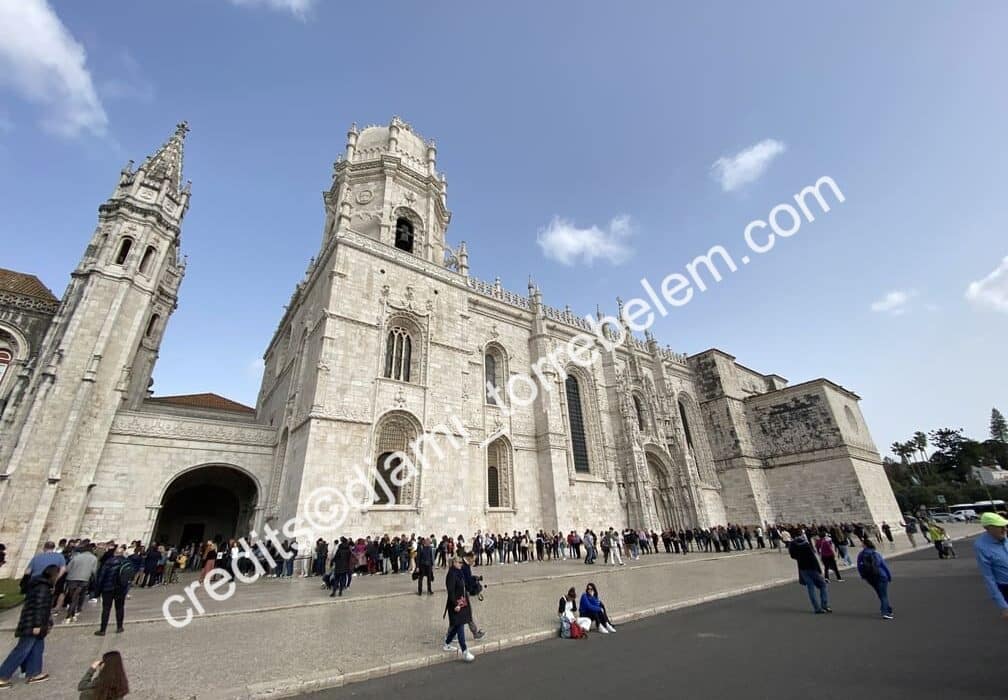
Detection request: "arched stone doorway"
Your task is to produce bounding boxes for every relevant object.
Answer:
[152,465,259,550]
[646,451,690,531]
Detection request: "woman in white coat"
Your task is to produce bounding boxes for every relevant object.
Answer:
[558,587,591,635]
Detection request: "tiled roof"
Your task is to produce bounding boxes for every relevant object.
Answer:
[147,392,256,415]
[0,268,57,301]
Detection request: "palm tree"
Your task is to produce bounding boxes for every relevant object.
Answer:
[913,431,929,472]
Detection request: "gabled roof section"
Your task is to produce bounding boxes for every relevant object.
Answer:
[147,392,255,415]
[0,268,57,301]
[142,121,189,195]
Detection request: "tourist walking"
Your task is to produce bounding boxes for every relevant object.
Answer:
[77,651,130,699]
[460,551,486,639]
[578,583,616,633]
[788,533,831,614]
[816,535,843,581]
[329,538,352,597]
[94,546,132,636]
[0,564,59,688]
[65,543,99,623]
[856,540,893,620]
[974,512,1008,620]
[200,541,217,582]
[902,520,918,548]
[442,556,475,662]
[881,522,895,549]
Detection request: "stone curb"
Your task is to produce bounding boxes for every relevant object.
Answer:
[213,533,976,700]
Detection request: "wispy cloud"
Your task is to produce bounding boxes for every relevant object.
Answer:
[246,357,265,380]
[965,256,1008,313]
[0,0,107,137]
[870,289,917,315]
[537,215,634,266]
[712,139,786,192]
[100,50,155,104]
[228,0,315,18]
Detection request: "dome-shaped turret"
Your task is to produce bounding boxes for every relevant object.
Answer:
[344,116,436,176]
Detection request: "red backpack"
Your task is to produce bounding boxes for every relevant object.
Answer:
[569,620,587,639]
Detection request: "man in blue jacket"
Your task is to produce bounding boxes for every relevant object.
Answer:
[974,511,1008,620]
[856,540,894,620]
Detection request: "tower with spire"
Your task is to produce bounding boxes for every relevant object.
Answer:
[0,123,191,570]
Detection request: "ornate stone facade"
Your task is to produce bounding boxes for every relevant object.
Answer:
[0,119,901,571]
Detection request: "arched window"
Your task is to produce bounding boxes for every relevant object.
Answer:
[114,238,133,265]
[484,345,506,404]
[678,399,694,450]
[486,436,512,508]
[383,326,413,382]
[139,245,157,275]
[0,348,11,386]
[374,452,403,505]
[372,413,421,506]
[565,375,590,473]
[487,465,500,508]
[633,395,646,432]
[145,314,160,338]
[394,217,414,253]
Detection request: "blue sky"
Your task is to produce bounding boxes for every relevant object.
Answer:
[1,1,1006,457]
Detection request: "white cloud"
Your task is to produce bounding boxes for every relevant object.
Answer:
[537,215,634,266]
[246,357,265,380]
[870,289,917,315]
[228,0,315,18]
[965,256,1008,313]
[0,0,107,137]
[712,139,786,192]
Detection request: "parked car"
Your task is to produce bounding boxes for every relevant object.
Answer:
[930,512,962,523]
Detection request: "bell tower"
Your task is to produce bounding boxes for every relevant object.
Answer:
[322,117,452,265]
[0,123,191,569]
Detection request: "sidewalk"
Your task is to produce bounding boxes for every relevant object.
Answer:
[0,524,978,699]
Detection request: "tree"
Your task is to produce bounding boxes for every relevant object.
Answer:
[991,408,1008,443]
[913,431,929,470]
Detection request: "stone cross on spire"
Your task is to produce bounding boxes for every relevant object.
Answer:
[142,121,189,195]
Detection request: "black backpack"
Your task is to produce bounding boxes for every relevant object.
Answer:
[116,561,135,590]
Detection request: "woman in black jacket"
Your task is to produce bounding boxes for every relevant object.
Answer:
[329,538,352,597]
[0,564,59,687]
[442,557,474,662]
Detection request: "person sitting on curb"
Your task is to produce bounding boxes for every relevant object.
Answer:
[558,587,591,638]
[788,532,831,614]
[856,540,894,620]
[77,650,130,699]
[578,582,616,633]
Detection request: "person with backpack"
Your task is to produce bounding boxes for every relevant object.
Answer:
[857,540,894,620]
[94,546,132,636]
[0,563,60,688]
[558,587,590,638]
[460,551,486,639]
[816,535,843,581]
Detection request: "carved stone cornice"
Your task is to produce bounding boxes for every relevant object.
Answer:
[0,291,58,315]
[110,410,276,447]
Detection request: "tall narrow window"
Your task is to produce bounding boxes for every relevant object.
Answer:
[0,349,11,386]
[487,465,500,508]
[485,353,497,404]
[565,375,590,473]
[394,217,414,253]
[633,395,646,432]
[373,452,402,504]
[486,437,511,508]
[114,238,133,265]
[145,314,160,338]
[678,400,694,449]
[139,246,157,275]
[384,327,413,382]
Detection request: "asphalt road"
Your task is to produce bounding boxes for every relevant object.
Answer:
[310,541,1004,700]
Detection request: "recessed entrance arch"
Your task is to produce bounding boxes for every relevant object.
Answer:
[645,450,691,531]
[152,465,259,550]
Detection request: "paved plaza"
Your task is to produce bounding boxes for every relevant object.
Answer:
[313,541,1003,700]
[0,523,980,699]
